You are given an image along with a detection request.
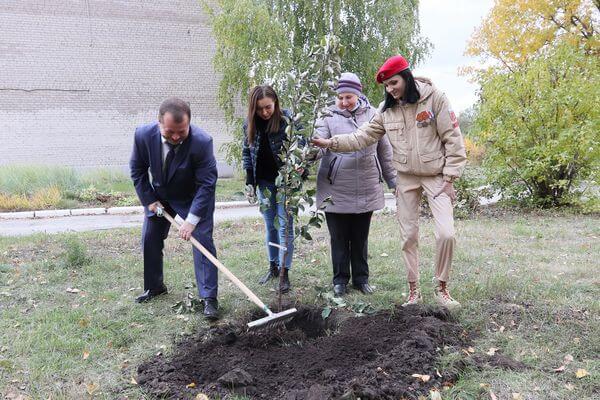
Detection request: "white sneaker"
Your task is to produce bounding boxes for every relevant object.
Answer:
[434,285,461,310]
[402,285,423,307]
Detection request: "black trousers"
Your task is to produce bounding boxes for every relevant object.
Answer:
[325,211,373,285]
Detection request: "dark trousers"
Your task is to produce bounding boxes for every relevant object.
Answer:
[325,211,373,286]
[141,203,218,299]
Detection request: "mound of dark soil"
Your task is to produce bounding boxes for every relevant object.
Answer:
[137,305,469,399]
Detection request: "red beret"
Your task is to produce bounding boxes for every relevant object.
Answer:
[376,55,410,83]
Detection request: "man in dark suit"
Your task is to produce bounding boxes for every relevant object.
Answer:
[130,97,219,320]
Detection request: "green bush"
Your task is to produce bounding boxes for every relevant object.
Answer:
[472,42,599,207]
[453,167,495,219]
[63,237,92,268]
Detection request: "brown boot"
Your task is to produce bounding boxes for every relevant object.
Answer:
[402,281,422,307]
[434,280,461,310]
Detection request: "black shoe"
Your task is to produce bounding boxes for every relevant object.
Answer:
[333,284,347,297]
[258,262,280,285]
[135,286,168,303]
[276,268,291,294]
[203,298,219,321]
[353,283,374,295]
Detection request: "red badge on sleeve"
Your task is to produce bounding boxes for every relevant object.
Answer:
[449,110,459,129]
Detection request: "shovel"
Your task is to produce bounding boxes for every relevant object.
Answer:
[156,207,297,330]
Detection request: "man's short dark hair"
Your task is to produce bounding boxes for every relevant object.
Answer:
[159,97,191,123]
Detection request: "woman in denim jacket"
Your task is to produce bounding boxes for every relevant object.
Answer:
[242,85,295,293]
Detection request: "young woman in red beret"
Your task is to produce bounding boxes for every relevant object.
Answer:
[312,55,467,310]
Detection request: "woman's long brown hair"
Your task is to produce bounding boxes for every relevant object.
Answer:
[246,85,282,145]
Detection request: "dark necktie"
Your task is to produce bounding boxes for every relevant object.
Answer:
[163,143,178,181]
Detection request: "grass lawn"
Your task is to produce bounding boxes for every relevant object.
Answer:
[0,211,598,399]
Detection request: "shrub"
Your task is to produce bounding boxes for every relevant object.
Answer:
[63,237,92,268]
[472,42,599,207]
[0,187,62,211]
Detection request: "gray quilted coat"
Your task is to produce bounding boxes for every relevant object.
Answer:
[315,97,396,213]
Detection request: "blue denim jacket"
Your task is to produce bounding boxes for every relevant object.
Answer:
[242,110,305,184]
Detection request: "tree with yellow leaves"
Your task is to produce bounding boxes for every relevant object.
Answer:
[467,1,600,207]
[466,0,599,70]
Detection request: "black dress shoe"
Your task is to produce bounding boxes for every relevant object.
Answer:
[135,286,168,303]
[333,284,346,297]
[258,262,280,285]
[354,283,374,295]
[275,268,291,294]
[203,298,219,321]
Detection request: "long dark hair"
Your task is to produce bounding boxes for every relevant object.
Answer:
[381,69,420,113]
[246,85,282,145]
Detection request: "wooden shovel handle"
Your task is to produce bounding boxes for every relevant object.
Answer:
[159,209,268,312]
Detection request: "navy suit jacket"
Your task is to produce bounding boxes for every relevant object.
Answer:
[130,122,217,220]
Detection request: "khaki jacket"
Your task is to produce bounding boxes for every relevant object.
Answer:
[331,79,466,180]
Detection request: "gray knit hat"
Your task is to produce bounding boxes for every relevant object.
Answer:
[335,72,363,96]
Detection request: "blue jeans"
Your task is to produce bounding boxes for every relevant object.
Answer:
[257,180,294,269]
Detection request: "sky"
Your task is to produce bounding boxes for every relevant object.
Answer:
[416,0,495,113]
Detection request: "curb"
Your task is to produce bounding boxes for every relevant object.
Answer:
[0,201,252,220]
[0,193,396,220]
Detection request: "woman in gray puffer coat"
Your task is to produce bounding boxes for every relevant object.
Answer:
[315,72,396,296]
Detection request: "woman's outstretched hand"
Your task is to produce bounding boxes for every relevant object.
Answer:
[311,137,332,149]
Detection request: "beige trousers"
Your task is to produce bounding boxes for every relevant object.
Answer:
[396,173,455,283]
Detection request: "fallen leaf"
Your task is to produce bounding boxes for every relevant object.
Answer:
[575,368,588,378]
[186,382,196,388]
[486,347,499,356]
[553,365,566,373]
[380,253,388,257]
[467,346,475,353]
[489,391,498,400]
[82,351,89,360]
[564,354,574,364]
[411,374,431,382]
[429,389,442,400]
[78,318,89,328]
[66,287,80,293]
[499,326,505,333]
[512,393,523,400]
[130,377,138,385]
[86,382,99,395]
[195,395,209,400]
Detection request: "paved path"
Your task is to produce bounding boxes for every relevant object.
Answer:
[0,196,397,237]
